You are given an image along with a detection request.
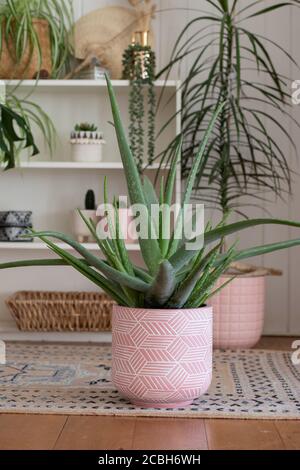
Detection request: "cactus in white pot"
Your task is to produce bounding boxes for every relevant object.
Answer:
[70,123,106,162]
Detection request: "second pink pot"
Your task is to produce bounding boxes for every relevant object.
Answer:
[112,305,213,408]
[209,275,266,349]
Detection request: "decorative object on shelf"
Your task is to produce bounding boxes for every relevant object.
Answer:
[2,78,300,408]
[6,291,114,332]
[74,57,109,81]
[70,123,105,163]
[0,0,73,79]
[67,0,155,80]
[0,100,38,168]
[72,189,99,243]
[158,0,299,349]
[0,211,33,242]
[123,30,156,172]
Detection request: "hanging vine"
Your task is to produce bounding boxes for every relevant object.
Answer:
[122,43,156,172]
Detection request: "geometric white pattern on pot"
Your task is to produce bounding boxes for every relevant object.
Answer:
[210,276,265,349]
[112,306,213,407]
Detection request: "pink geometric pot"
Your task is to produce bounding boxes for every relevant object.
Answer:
[209,275,266,349]
[112,305,213,409]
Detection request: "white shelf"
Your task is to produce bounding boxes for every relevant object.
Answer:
[13,161,168,170]
[4,79,178,90]
[0,321,112,343]
[0,242,140,251]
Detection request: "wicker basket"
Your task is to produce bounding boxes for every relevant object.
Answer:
[6,291,115,332]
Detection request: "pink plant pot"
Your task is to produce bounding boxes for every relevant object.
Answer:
[112,305,213,409]
[209,275,266,349]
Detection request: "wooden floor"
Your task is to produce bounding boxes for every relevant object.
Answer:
[0,337,299,450]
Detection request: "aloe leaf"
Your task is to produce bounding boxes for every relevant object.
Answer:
[44,239,129,306]
[170,218,300,271]
[0,259,71,269]
[165,135,182,207]
[142,176,159,237]
[105,75,161,274]
[143,176,159,208]
[145,260,176,308]
[32,230,149,293]
[167,244,221,309]
[232,238,300,263]
[167,101,225,259]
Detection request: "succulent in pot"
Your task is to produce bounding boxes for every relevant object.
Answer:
[72,190,99,243]
[70,123,106,163]
[2,78,300,408]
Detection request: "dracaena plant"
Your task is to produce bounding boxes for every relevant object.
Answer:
[157,0,299,218]
[1,77,300,309]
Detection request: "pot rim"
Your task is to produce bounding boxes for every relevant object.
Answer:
[113,304,212,314]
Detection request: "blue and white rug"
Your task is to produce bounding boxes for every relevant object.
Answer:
[0,343,299,419]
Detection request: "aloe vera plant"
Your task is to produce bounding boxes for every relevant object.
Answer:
[1,77,300,309]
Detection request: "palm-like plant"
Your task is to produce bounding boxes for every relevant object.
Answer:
[0,102,38,169]
[1,78,300,309]
[157,0,299,218]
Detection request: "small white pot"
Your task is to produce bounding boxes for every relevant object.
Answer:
[71,141,105,163]
[72,210,99,243]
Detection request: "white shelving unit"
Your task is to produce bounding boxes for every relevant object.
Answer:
[7,161,169,170]
[5,79,178,89]
[0,79,181,342]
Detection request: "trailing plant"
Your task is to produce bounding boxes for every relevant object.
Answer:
[0,101,38,169]
[157,0,299,218]
[1,78,300,309]
[0,0,74,78]
[123,41,156,172]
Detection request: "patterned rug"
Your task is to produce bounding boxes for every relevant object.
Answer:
[0,342,299,419]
